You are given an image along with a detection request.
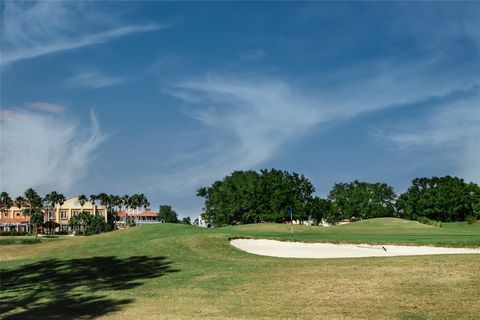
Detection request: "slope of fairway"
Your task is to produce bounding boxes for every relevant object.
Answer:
[1,219,480,320]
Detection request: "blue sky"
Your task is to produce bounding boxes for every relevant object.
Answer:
[1,1,479,217]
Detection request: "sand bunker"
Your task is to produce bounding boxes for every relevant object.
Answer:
[230,239,480,259]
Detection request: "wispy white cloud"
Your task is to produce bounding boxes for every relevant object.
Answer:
[379,95,480,183]
[27,102,66,113]
[146,53,478,206]
[1,1,163,66]
[0,109,107,196]
[67,70,126,89]
[146,76,322,200]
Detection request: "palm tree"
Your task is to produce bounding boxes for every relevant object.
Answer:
[108,195,122,229]
[129,194,138,224]
[89,194,98,218]
[122,195,130,227]
[56,193,66,234]
[24,188,42,237]
[73,195,88,233]
[89,194,97,206]
[0,192,13,221]
[131,194,145,224]
[136,194,150,224]
[141,194,150,211]
[78,194,88,208]
[15,196,26,209]
[44,191,59,234]
[97,193,109,215]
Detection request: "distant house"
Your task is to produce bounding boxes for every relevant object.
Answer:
[117,209,158,226]
[0,196,107,233]
[198,215,212,228]
[339,218,353,225]
[0,200,30,232]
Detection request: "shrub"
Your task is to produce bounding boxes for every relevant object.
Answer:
[86,216,113,235]
[417,216,442,227]
[0,238,41,245]
[466,215,477,225]
[0,231,28,236]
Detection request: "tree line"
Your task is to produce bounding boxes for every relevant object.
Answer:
[197,169,480,226]
[0,189,150,236]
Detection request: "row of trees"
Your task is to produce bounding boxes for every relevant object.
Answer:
[0,189,150,236]
[197,170,480,226]
[83,193,150,226]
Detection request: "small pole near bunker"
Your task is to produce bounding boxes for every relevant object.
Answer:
[289,207,293,239]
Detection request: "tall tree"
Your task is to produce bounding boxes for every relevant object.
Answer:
[307,197,335,225]
[23,188,43,237]
[158,205,178,223]
[122,195,130,226]
[78,194,88,208]
[56,193,66,234]
[197,169,315,225]
[129,194,139,224]
[0,192,13,220]
[15,196,26,209]
[328,180,396,220]
[108,195,122,228]
[97,193,109,209]
[397,176,480,222]
[44,191,65,234]
[89,194,97,206]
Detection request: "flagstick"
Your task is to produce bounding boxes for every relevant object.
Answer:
[290,207,293,239]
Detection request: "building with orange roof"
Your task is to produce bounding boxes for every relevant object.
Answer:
[117,209,158,227]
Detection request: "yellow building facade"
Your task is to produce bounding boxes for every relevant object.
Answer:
[0,196,108,233]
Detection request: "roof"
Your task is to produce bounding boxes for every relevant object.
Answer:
[117,211,157,218]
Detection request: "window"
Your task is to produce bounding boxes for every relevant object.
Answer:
[73,210,80,217]
[61,211,67,220]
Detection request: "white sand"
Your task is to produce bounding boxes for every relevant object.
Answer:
[230,239,480,259]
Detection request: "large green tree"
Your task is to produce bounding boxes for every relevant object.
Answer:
[328,180,396,220]
[157,205,178,223]
[307,197,336,225]
[397,176,480,222]
[198,169,316,225]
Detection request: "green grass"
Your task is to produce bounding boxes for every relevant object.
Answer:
[0,236,64,245]
[1,218,479,320]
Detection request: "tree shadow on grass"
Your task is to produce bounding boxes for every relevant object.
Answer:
[0,256,178,319]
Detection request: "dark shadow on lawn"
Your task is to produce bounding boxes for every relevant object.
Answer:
[0,256,178,319]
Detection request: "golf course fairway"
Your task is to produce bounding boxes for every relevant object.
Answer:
[1,218,479,319]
